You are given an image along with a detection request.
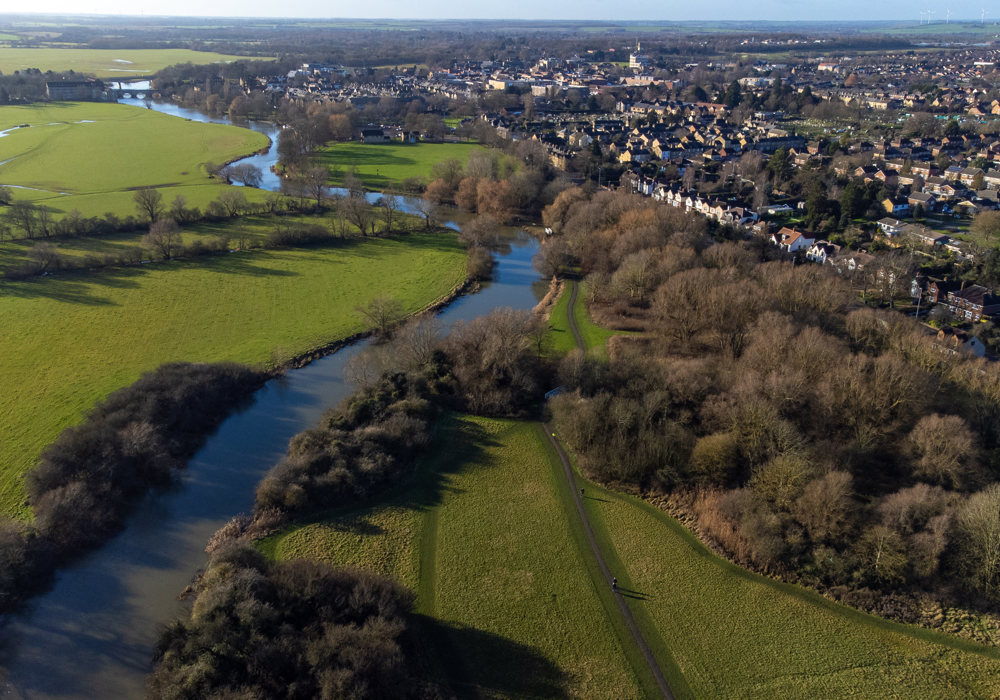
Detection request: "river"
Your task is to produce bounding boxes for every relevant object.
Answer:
[0,90,545,699]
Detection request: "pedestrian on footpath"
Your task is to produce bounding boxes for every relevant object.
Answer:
[612,577,617,592]
[580,487,585,498]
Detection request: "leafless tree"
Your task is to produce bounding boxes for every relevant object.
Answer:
[133,187,164,222]
[143,218,182,260]
[379,193,401,233]
[356,296,405,336]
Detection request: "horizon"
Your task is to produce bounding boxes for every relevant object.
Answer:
[3,6,1000,25]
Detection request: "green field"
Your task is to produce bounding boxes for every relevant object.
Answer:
[0,101,269,218]
[0,232,466,519]
[263,406,1000,697]
[313,141,483,190]
[577,474,1000,697]
[263,415,645,698]
[546,280,618,357]
[0,48,264,77]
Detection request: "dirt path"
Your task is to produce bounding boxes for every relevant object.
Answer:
[542,282,674,699]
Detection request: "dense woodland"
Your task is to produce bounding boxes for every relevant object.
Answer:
[543,188,1000,627]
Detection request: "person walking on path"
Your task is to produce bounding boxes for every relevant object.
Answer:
[612,577,618,592]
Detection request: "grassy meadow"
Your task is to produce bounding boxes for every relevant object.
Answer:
[313,141,482,190]
[576,475,1000,697]
[261,402,1000,697]
[0,101,269,218]
[0,232,466,519]
[263,415,645,699]
[0,48,264,77]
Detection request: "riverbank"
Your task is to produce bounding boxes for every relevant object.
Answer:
[0,229,542,699]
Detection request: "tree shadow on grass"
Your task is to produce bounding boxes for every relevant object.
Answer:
[409,614,567,699]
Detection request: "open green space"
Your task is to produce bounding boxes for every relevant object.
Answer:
[0,232,466,519]
[263,415,645,698]
[547,280,620,358]
[0,48,265,77]
[264,401,1000,697]
[313,141,483,190]
[577,475,1000,697]
[0,101,269,218]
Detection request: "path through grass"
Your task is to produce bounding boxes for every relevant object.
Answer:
[263,414,644,698]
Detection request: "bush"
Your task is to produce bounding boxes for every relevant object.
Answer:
[27,362,266,558]
[149,545,418,699]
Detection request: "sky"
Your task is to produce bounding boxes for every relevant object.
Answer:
[9,1,1000,22]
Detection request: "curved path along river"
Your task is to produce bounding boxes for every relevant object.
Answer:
[542,281,673,699]
[0,92,545,699]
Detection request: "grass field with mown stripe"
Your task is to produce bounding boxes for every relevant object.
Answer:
[313,141,484,190]
[0,48,266,77]
[0,232,465,519]
[262,414,644,698]
[0,102,269,218]
[546,280,619,358]
[575,475,1000,697]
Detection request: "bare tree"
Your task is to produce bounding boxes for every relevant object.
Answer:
[356,296,405,337]
[908,413,979,489]
[379,193,401,233]
[413,197,441,230]
[27,241,61,272]
[217,190,249,218]
[143,218,182,260]
[955,484,1000,599]
[169,195,189,223]
[344,196,375,236]
[5,201,39,239]
[304,166,329,208]
[133,187,164,222]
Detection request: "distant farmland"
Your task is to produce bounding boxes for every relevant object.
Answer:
[0,48,266,77]
[0,101,269,218]
[314,141,484,190]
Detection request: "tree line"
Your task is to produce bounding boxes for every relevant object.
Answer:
[542,187,1000,634]
[0,363,267,615]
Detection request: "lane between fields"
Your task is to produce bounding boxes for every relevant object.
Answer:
[543,280,674,700]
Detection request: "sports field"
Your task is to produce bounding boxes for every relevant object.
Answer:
[313,141,483,190]
[0,232,466,519]
[0,102,269,218]
[0,48,263,77]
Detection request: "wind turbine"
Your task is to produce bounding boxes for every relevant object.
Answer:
[926,9,936,23]
[983,7,987,24]
[919,10,926,23]
[946,8,951,23]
